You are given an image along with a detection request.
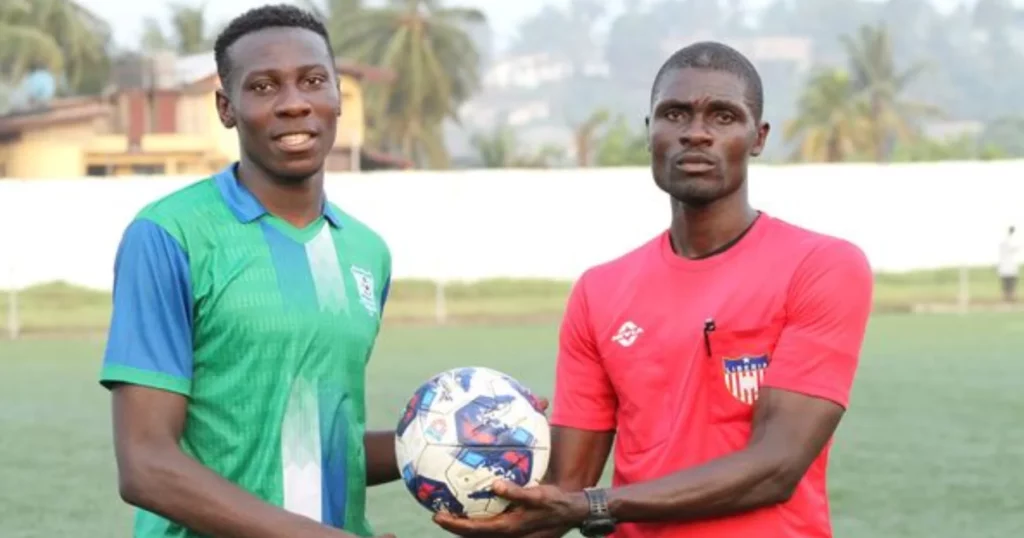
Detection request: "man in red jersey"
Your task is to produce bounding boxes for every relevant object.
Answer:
[434,40,873,538]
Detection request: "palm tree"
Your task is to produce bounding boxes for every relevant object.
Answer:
[841,23,942,161]
[140,19,173,52]
[142,2,213,54]
[470,124,564,168]
[305,0,365,39]
[0,0,110,95]
[595,115,649,167]
[307,0,487,169]
[0,0,67,82]
[784,69,871,162]
[471,124,519,168]
[468,123,565,168]
[571,108,610,167]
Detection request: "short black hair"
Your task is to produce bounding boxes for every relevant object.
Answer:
[213,4,334,86]
[650,41,764,121]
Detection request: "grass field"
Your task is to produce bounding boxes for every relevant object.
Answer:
[2,312,1024,537]
[0,266,1020,335]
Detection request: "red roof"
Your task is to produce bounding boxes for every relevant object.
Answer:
[0,97,110,136]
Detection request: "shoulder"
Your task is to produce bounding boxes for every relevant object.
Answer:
[573,232,663,300]
[328,203,388,250]
[765,216,870,273]
[132,177,222,247]
[763,217,872,302]
[327,202,391,266]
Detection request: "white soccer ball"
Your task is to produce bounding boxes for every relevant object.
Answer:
[394,366,551,519]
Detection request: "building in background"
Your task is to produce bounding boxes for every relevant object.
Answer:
[0,51,409,179]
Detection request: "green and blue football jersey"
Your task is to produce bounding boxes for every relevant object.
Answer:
[99,164,390,537]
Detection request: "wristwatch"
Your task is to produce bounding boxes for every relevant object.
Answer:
[579,487,616,537]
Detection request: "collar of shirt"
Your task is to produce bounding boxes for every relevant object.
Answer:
[213,163,343,228]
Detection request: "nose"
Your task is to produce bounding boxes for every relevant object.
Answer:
[679,118,713,147]
[274,85,312,118]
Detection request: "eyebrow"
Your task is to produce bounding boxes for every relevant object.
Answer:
[654,97,746,115]
[243,63,333,79]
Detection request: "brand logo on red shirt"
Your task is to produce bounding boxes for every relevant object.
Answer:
[611,321,644,347]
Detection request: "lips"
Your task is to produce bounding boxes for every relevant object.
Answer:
[674,153,716,166]
[673,152,717,173]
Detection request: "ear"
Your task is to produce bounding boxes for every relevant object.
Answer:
[644,115,652,152]
[750,121,770,157]
[215,88,235,129]
[336,75,343,117]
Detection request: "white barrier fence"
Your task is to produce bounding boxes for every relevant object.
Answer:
[1,160,1022,292]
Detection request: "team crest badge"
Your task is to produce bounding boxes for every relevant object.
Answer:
[722,354,770,404]
[349,265,378,316]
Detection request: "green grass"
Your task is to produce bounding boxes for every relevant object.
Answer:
[2,313,1024,537]
[0,266,1018,335]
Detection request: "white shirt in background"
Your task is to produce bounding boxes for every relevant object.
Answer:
[999,235,1020,277]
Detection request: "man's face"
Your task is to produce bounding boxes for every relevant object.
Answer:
[216,27,340,183]
[646,68,769,206]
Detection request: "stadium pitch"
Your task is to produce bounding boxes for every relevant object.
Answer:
[1,313,1023,537]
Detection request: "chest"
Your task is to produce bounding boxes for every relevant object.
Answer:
[590,266,798,459]
[596,262,790,365]
[594,258,797,419]
[188,223,384,380]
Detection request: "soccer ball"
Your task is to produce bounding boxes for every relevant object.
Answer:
[394,366,551,519]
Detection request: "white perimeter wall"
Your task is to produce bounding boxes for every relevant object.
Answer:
[1,160,1022,290]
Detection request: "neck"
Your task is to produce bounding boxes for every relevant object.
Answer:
[237,160,325,228]
[668,190,757,259]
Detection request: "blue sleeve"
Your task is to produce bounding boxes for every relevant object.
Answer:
[380,275,390,314]
[99,219,194,396]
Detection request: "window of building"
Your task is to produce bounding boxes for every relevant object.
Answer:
[131,164,165,175]
[86,165,110,177]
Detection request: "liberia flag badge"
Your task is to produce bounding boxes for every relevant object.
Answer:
[722,354,770,405]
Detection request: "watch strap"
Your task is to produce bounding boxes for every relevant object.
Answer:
[583,487,611,518]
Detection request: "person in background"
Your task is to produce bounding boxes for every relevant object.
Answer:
[999,226,1019,303]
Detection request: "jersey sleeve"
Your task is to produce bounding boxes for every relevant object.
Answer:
[550,274,617,431]
[379,240,392,314]
[99,218,195,396]
[380,275,390,314]
[762,239,873,409]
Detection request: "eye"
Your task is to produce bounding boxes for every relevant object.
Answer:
[714,110,736,123]
[250,81,274,94]
[306,75,327,87]
[665,109,684,121]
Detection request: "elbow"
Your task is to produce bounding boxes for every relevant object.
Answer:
[118,474,144,507]
[764,476,799,505]
[116,447,171,509]
[760,459,805,505]
[117,457,151,507]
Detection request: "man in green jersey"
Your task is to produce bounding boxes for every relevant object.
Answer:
[100,5,397,537]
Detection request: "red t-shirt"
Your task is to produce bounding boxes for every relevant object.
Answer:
[550,213,873,538]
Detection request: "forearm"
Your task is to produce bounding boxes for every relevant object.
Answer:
[119,445,352,538]
[521,527,574,538]
[605,448,793,523]
[365,430,400,486]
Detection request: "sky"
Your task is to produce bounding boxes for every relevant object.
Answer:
[76,0,996,55]
[76,0,624,53]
